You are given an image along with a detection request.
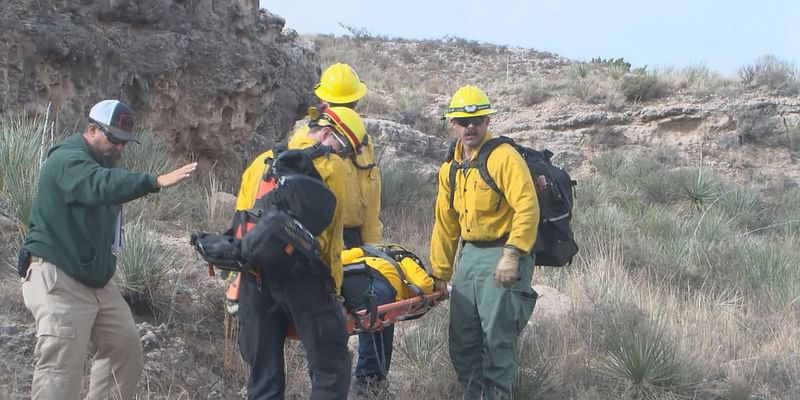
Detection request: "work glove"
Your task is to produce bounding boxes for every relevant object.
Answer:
[433,277,450,299]
[494,247,522,288]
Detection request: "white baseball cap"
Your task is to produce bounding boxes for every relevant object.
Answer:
[88,100,139,143]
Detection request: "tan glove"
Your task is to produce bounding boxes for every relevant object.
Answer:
[495,247,522,288]
[433,277,450,299]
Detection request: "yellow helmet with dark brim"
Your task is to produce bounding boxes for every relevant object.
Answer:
[309,105,367,155]
[443,85,497,119]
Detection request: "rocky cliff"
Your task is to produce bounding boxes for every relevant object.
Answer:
[0,0,319,162]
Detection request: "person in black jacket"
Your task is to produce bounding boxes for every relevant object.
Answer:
[20,99,196,400]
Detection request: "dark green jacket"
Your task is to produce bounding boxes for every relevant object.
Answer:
[23,134,159,288]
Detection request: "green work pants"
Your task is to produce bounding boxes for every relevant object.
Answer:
[448,243,537,400]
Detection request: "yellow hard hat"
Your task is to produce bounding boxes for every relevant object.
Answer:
[443,85,497,118]
[314,63,368,104]
[311,105,367,154]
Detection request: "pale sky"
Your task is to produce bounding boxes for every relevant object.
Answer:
[260,0,800,77]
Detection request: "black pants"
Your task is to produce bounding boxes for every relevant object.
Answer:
[238,271,351,400]
[343,227,363,249]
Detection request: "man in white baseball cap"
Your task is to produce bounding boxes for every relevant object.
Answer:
[19,99,197,400]
[89,99,140,143]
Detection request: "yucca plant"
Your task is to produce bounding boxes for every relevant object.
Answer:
[715,188,765,230]
[676,168,722,210]
[116,223,179,312]
[0,112,57,236]
[598,315,684,399]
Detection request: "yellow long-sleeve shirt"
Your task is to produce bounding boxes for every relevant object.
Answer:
[430,131,540,281]
[341,247,434,301]
[293,125,383,243]
[234,134,347,294]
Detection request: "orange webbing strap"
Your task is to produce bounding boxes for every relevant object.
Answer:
[285,290,447,340]
[225,177,279,308]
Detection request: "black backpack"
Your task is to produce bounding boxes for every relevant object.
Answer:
[192,143,337,278]
[445,136,578,267]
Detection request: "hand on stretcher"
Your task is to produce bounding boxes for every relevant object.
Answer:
[287,289,449,339]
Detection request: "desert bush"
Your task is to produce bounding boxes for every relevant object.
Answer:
[566,62,591,80]
[394,90,448,136]
[447,36,497,56]
[359,91,393,116]
[735,107,784,146]
[583,126,628,149]
[116,222,179,312]
[338,23,374,46]
[620,70,668,102]
[521,78,551,106]
[738,55,799,94]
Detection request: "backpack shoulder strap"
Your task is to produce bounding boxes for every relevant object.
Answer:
[475,136,514,195]
[361,245,424,297]
[445,139,459,210]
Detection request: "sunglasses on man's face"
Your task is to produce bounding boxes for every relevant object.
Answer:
[93,123,124,145]
[453,116,487,128]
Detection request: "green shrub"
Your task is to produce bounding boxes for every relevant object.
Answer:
[116,223,179,312]
[566,62,591,80]
[620,72,667,102]
[592,57,632,80]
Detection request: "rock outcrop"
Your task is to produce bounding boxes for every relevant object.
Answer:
[0,0,320,162]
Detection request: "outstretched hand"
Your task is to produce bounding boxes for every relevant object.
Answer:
[157,162,198,188]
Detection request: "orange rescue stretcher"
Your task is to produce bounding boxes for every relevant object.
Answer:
[287,290,448,339]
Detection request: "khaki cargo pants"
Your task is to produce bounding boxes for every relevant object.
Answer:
[22,259,143,400]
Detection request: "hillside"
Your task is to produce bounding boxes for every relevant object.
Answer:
[2,28,800,400]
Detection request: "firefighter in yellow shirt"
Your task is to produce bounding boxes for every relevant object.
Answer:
[430,86,540,400]
[235,106,366,399]
[294,63,392,393]
[293,63,383,248]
